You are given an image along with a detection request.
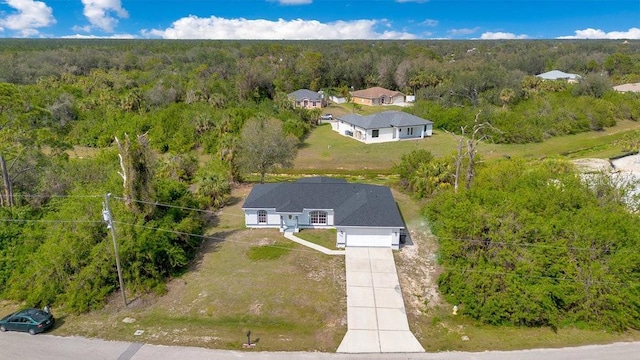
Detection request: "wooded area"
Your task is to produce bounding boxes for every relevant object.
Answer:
[0,39,638,327]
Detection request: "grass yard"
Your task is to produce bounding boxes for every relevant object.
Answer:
[294,119,640,172]
[44,185,347,352]
[294,229,338,249]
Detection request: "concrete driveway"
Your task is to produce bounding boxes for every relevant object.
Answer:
[337,247,424,353]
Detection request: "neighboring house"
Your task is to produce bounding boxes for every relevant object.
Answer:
[351,87,405,106]
[613,83,640,93]
[536,70,582,83]
[332,110,433,144]
[242,177,405,249]
[288,89,324,109]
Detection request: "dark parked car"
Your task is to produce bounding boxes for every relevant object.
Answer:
[0,308,55,335]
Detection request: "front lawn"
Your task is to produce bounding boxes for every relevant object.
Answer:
[295,229,337,249]
[49,186,347,352]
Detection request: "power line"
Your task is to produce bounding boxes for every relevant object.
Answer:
[0,219,103,224]
[438,266,637,288]
[111,196,224,215]
[431,235,638,253]
[116,220,323,255]
[12,194,103,199]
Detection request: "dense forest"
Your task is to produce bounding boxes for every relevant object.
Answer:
[0,39,639,323]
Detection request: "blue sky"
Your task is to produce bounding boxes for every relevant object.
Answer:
[0,0,638,39]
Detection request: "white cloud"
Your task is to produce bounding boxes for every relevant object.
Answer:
[142,16,417,40]
[448,27,480,36]
[558,27,640,40]
[480,32,528,40]
[275,0,313,4]
[62,33,135,39]
[421,19,438,27]
[0,0,55,37]
[81,0,129,32]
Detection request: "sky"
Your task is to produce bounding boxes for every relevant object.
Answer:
[0,0,638,40]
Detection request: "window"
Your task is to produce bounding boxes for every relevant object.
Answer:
[258,210,267,224]
[372,129,379,138]
[407,127,414,135]
[310,211,328,225]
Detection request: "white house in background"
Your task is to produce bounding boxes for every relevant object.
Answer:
[536,70,582,83]
[288,89,324,109]
[331,110,433,144]
[613,83,640,93]
[242,177,406,249]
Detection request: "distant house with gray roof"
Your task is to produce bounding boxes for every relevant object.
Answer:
[331,110,433,144]
[536,70,582,83]
[288,89,325,109]
[242,177,405,249]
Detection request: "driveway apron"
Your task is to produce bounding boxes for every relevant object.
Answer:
[337,247,424,353]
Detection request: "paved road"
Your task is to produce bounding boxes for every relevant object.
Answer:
[1,332,639,360]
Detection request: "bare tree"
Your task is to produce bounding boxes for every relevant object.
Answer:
[448,110,498,191]
[115,133,155,214]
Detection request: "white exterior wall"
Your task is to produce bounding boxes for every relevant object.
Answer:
[336,227,401,249]
[244,209,280,228]
[364,127,395,144]
[334,120,432,144]
[298,209,334,227]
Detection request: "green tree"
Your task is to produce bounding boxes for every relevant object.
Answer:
[237,116,298,183]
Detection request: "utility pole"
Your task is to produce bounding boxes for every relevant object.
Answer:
[103,193,127,306]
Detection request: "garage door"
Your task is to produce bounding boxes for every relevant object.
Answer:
[345,228,391,247]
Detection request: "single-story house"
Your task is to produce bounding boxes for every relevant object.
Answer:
[351,87,405,106]
[535,70,582,83]
[332,110,433,144]
[288,89,324,109]
[242,177,405,249]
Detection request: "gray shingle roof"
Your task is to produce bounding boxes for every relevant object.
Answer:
[337,110,433,130]
[536,70,582,80]
[288,89,323,101]
[242,178,405,228]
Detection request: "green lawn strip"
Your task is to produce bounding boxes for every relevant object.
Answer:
[294,229,338,249]
[246,241,294,260]
[416,308,640,352]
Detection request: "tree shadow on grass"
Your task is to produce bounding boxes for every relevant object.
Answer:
[187,229,240,272]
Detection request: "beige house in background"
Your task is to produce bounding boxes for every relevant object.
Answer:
[351,86,405,106]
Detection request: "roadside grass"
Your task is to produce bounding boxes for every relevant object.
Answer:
[417,307,640,352]
[50,186,347,352]
[294,229,338,249]
[294,120,640,172]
